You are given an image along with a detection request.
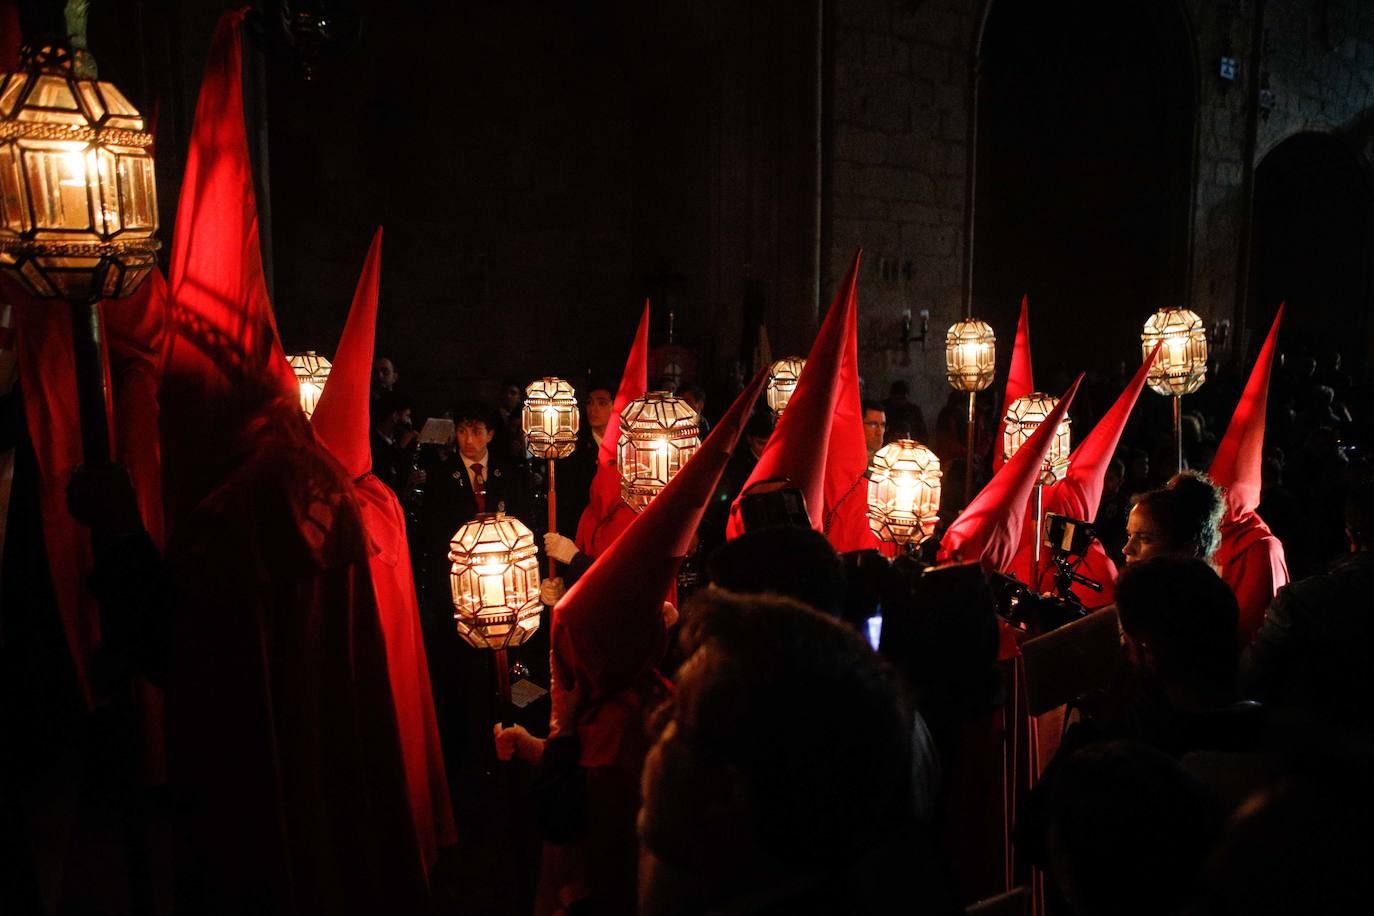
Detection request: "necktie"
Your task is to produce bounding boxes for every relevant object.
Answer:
[471,462,486,513]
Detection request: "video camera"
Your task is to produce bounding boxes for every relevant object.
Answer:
[989,512,1102,634]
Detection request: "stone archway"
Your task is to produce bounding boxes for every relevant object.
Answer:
[1250,131,1374,377]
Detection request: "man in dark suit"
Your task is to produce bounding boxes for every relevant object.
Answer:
[417,400,530,770]
[419,400,527,610]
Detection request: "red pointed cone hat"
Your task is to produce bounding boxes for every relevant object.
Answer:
[993,295,1034,473]
[726,249,862,539]
[311,228,383,478]
[1053,343,1159,521]
[306,227,456,865]
[939,373,1083,572]
[161,9,298,525]
[822,272,881,553]
[1210,304,1284,521]
[556,367,769,694]
[575,301,650,551]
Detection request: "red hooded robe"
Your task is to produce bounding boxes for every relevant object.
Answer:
[158,12,428,911]
[1209,305,1289,643]
[309,227,457,870]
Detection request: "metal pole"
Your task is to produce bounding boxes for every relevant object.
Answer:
[1031,483,1044,588]
[492,647,512,729]
[69,299,112,467]
[964,390,977,506]
[546,457,558,578]
[1173,394,1183,474]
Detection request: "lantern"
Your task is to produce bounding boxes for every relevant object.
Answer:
[448,512,542,651]
[0,46,159,301]
[945,319,996,392]
[867,439,942,547]
[618,391,700,513]
[522,377,579,459]
[766,356,805,417]
[1003,392,1071,486]
[287,350,331,419]
[1142,306,1208,473]
[1141,307,1207,397]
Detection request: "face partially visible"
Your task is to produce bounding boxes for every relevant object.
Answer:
[586,389,614,433]
[373,358,397,391]
[1123,504,1172,564]
[863,409,887,455]
[455,421,494,462]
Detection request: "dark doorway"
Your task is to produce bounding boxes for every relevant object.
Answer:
[972,0,1196,385]
[1250,132,1374,378]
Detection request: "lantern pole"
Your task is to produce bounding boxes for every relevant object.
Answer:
[1172,394,1183,474]
[492,647,513,728]
[546,458,558,578]
[964,390,976,506]
[70,299,113,467]
[1031,482,1044,587]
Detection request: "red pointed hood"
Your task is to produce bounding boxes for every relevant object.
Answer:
[574,300,650,550]
[1050,344,1159,521]
[822,268,880,552]
[556,367,769,693]
[1210,304,1284,522]
[726,250,862,538]
[311,228,383,479]
[160,9,298,524]
[939,373,1083,572]
[599,299,650,467]
[993,295,1034,473]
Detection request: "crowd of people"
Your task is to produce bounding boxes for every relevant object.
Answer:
[339,329,1371,915]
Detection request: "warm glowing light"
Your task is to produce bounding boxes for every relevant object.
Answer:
[448,512,542,650]
[1003,393,1071,485]
[1141,307,1207,397]
[0,46,160,301]
[945,319,996,392]
[618,391,700,512]
[766,356,806,417]
[522,377,579,459]
[867,439,942,546]
[287,351,332,419]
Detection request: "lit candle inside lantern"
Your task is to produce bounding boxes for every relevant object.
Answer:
[867,439,943,546]
[618,392,701,512]
[1003,392,1072,485]
[449,512,543,650]
[766,356,806,417]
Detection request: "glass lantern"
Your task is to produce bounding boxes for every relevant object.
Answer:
[1141,307,1207,397]
[448,512,542,650]
[618,391,701,512]
[1003,392,1071,485]
[766,356,806,417]
[0,46,159,301]
[287,350,331,419]
[867,439,943,546]
[945,319,996,392]
[522,376,579,459]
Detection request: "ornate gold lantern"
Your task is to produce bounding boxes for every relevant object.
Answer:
[1142,306,1208,473]
[1141,307,1207,397]
[867,439,942,547]
[287,350,331,419]
[618,391,700,512]
[945,319,996,392]
[766,356,805,417]
[448,512,542,651]
[0,46,158,301]
[1003,392,1071,486]
[522,376,579,459]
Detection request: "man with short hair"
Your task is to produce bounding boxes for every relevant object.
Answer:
[638,591,950,915]
[862,400,887,459]
[372,356,398,397]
